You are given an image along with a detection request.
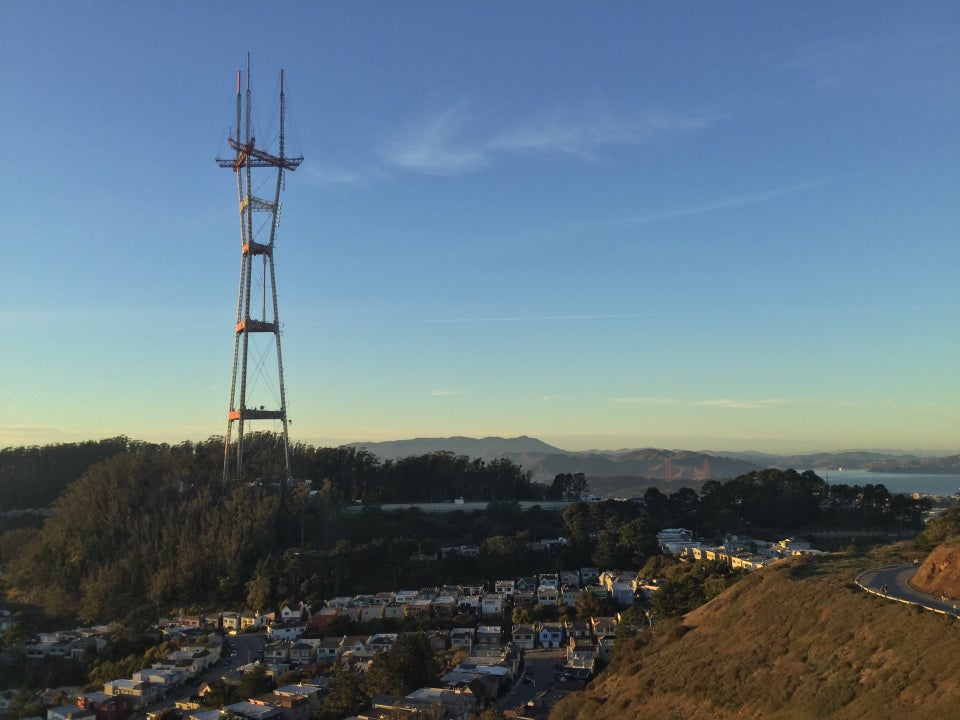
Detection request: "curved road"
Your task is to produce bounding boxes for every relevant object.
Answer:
[859,564,960,617]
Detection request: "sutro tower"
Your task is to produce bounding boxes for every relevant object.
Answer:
[217,57,302,483]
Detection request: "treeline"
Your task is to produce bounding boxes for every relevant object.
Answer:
[0,436,142,511]
[0,434,539,512]
[638,468,930,537]
[291,444,538,504]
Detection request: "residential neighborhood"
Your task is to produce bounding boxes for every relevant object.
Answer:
[1,528,819,720]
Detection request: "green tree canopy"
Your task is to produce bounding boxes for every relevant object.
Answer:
[363,632,440,697]
[915,508,960,551]
[321,663,365,719]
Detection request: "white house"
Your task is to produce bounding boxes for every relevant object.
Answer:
[537,587,559,607]
[280,604,309,621]
[481,594,503,615]
[538,573,559,589]
[266,620,306,641]
[132,667,183,692]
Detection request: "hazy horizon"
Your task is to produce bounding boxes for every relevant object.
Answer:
[2,427,955,459]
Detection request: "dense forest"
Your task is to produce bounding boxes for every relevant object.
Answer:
[0,436,931,627]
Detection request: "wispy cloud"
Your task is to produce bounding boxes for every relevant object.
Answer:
[300,164,372,187]
[625,178,832,225]
[692,398,799,410]
[381,101,715,176]
[382,102,487,175]
[431,388,464,397]
[490,107,713,159]
[611,396,814,410]
[409,312,659,325]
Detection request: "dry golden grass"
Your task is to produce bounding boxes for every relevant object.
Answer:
[551,544,960,720]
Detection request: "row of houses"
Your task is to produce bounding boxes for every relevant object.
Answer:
[18,627,111,662]
[176,603,309,635]
[96,636,224,709]
[31,690,141,720]
[658,528,820,571]
[220,569,608,625]
[254,614,621,678]
[278,579,646,637]
[38,683,325,720]
[164,567,646,649]
[260,569,658,638]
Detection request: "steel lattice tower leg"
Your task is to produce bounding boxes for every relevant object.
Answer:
[216,57,303,484]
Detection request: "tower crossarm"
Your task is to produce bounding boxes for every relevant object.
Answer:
[216,137,303,171]
[240,196,277,213]
[229,408,285,421]
[242,240,271,257]
[235,319,279,333]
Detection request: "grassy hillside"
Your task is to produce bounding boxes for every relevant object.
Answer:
[552,545,960,720]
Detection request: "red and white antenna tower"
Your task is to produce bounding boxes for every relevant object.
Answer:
[217,55,303,483]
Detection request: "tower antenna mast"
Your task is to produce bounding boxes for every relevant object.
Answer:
[216,55,303,484]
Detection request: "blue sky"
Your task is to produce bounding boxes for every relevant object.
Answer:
[2,2,958,454]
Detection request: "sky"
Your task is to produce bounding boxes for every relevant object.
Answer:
[1,2,958,455]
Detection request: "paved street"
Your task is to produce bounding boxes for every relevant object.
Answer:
[859,564,960,617]
[495,648,566,711]
[228,632,266,667]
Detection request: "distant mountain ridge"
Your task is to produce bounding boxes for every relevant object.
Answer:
[349,436,959,488]
[350,435,562,458]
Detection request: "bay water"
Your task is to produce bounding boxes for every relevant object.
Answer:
[811,468,960,497]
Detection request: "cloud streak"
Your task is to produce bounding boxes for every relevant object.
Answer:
[381,101,715,176]
[431,388,464,397]
[624,178,832,225]
[408,312,660,325]
[610,396,821,410]
[301,165,367,186]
